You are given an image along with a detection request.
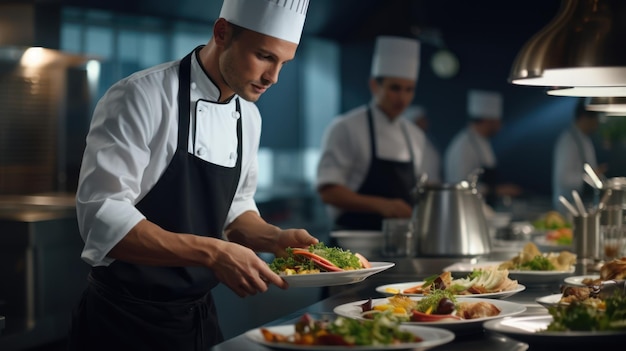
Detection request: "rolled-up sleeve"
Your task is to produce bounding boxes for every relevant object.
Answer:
[76,71,177,266]
[316,119,353,188]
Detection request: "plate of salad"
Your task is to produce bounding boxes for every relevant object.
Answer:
[269,243,395,288]
[444,261,575,286]
[333,291,526,334]
[246,312,455,350]
[375,267,525,299]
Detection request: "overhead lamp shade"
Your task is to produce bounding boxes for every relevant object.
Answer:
[509,0,626,88]
[547,86,626,96]
[585,96,626,113]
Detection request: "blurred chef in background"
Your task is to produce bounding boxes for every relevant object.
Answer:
[316,35,426,231]
[444,89,522,206]
[404,105,442,183]
[552,98,606,214]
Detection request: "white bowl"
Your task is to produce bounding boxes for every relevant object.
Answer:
[330,230,383,258]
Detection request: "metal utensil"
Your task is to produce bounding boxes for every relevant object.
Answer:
[584,163,604,189]
[572,190,587,216]
[559,195,579,217]
[598,188,613,211]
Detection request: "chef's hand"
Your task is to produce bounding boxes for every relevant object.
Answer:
[379,198,413,218]
[212,241,287,298]
[273,228,319,258]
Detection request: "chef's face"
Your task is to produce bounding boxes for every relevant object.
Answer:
[370,77,416,119]
[220,24,298,102]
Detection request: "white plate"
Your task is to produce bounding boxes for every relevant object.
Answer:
[281,262,395,288]
[333,297,526,334]
[244,323,455,350]
[535,294,564,308]
[375,281,526,299]
[533,236,573,252]
[483,315,626,345]
[563,274,601,287]
[443,261,575,286]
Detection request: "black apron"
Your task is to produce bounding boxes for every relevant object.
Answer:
[68,47,242,350]
[334,108,416,231]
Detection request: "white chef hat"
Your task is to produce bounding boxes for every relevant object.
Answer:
[370,36,420,80]
[219,0,309,44]
[467,90,502,119]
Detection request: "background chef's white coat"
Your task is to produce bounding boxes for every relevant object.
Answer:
[444,127,496,183]
[552,124,597,211]
[76,53,261,267]
[316,103,426,222]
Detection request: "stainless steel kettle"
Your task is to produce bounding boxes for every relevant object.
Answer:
[411,180,492,257]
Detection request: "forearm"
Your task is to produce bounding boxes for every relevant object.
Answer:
[225,210,282,253]
[108,219,225,267]
[318,184,388,215]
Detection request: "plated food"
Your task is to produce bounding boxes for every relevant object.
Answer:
[483,315,626,346]
[498,242,576,272]
[333,294,526,333]
[532,210,573,246]
[247,312,455,350]
[563,257,626,287]
[269,243,372,275]
[375,268,524,299]
[280,262,395,288]
[267,243,394,287]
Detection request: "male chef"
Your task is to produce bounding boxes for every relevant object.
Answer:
[444,90,521,205]
[316,35,426,231]
[68,0,318,350]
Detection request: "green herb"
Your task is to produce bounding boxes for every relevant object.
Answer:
[414,290,456,313]
[421,274,439,289]
[308,242,362,269]
[268,243,362,273]
[518,256,555,271]
[327,311,417,345]
[545,292,626,332]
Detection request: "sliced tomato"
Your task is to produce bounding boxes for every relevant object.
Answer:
[291,249,343,272]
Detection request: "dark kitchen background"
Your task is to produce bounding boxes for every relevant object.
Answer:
[1,0,624,349]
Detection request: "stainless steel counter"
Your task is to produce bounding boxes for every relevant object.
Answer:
[210,256,566,351]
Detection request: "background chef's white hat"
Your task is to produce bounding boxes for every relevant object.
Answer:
[370,36,420,80]
[467,90,502,119]
[219,0,309,44]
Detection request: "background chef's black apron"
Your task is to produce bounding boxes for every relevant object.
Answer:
[334,108,416,231]
[68,47,242,351]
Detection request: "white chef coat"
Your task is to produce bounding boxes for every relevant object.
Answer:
[316,102,426,222]
[421,137,442,183]
[552,124,598,212]
[443,126,496,183]
[76,52,261,267]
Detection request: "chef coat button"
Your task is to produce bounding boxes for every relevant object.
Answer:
[230,152,237,160]
[191,82,197,90]
[197,148,206,156]
[232,111,240,119]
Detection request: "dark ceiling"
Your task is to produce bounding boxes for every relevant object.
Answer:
[36,0,562,46]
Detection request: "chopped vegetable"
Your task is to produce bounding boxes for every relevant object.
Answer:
[269,243,365,275]
[260,312,422,346]
[545,291,626,332]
